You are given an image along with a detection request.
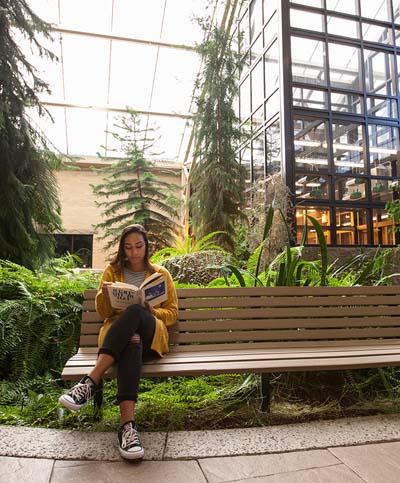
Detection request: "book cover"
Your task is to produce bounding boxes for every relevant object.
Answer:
[107,273,168,310]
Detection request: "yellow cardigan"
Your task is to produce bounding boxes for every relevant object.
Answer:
[95,263,178,356]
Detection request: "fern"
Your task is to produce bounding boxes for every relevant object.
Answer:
[0,258,99,380]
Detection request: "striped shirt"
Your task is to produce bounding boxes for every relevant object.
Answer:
[123,268,146,288]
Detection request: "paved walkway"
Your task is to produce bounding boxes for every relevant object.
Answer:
[1,414,400,482]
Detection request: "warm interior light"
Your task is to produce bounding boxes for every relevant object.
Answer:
[306,182,321,187]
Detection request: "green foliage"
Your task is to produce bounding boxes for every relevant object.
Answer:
[0,259,98,380]
[213,207,397,288]
[0,1,63,268]
[189,23,247,251]
[151,231,227,264]
[386,182,400,234]
[92,110,180,251]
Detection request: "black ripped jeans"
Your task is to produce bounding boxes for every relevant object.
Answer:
[98,304,157,403]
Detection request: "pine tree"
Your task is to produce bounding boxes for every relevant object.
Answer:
[0,1,62,267]
[92,111,181,251]
[189,23,246,251]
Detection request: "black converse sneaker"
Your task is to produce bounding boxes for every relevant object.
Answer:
[58,375,98,411]
[118,421,144,460]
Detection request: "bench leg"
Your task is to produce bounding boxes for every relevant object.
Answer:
[93,379,104,419]
[260,373,271,412]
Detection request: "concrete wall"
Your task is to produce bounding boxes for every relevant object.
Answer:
[56,159,182,268]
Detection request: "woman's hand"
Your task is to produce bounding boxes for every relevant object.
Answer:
[101,281,112,301]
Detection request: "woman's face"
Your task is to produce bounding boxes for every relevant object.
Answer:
[123,232,146,269]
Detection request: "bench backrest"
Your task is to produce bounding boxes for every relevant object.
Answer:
[80,286,400,352]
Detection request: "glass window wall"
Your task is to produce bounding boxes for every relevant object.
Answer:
[335,208,368,245]
[293,117,329,173]
[328,42,362,91]
[290,8,324,32]
[295,174,329,200]
[266,119,281,175]
[293,87,328,110]
[362,22,394,45]
[253,132,266,181]
[360,0,392,23]
[331,91,363,114]
[326,0,358,15]
[373,208,396,244]
[364,49,396,96]
[291,36,326,86]
[264,41,279,98]
[332,122,366,174]
[327,15,359,39]
[334,176,367,202]
[368,124,399,177]
[295,206,331,244]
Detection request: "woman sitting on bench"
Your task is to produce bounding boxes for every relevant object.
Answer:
[59,224,178,460]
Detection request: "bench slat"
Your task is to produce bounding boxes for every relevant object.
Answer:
[65,346,400,367]
[82,294,400,311]
[80,317,400,336]
[83,286,400,301]
[80,327,400,347]
[178,306,400,320]
[62,353,400,379]
[175,317,400,331]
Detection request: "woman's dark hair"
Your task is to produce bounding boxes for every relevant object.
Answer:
[110,224,155,273]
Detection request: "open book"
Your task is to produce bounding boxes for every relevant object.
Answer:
[107,272,168,310]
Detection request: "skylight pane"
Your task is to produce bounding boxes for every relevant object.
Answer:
[108,41,157,110]
[161,0,206,45]
[27,0,59,24]
[112,0,164,39]
[146,116,187,161]
[28,106,67,154]
[150,48,199,114]
[66,108,107,156]
[62,34,109,105]
[59,0,112,32]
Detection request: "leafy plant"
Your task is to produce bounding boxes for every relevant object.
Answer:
[0,0,63,268]
[386,181,400,234]
[0,258,99,380]
[189,19,247,251]
[151,231,227,264]
[92,109,181,251]
[217,207,328,287]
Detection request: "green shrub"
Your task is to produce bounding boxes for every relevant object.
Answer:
[0,258,99,380]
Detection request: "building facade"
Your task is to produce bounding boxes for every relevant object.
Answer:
[55,159,183,268]
[236,0,400,246]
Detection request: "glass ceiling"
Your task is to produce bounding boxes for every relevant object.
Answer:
[24,0,225,164]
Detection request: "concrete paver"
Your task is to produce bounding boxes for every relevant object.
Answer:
[234,464,365,483]
[1,416,400,482]
[0,456,54,483]
[330,441,400,483]
[198,449,340,483]
[50,460,207,483]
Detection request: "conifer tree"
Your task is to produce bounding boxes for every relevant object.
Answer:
[0,1,62,267]
[92,111,180,251]
[189,23,246,251]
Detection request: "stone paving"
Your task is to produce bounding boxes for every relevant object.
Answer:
[1,414,400,482]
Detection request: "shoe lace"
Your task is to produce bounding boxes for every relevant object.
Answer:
[122,425,141,448]
[70,381,93,402]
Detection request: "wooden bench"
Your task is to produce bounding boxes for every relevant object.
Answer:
[61,286,400,411]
